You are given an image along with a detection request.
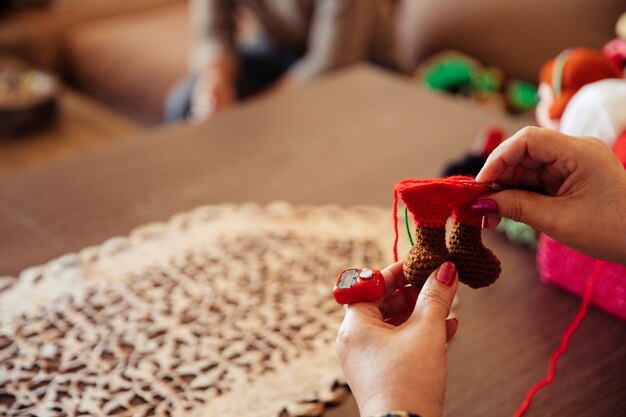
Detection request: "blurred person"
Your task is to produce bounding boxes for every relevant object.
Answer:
[164,0,402,123]
[337,128,626,416]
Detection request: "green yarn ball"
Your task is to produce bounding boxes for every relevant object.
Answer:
[496,218,538,250]
[507,81,539,112]
[421,57,474,91]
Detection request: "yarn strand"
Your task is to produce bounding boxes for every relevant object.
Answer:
[404,206,415,247]
[513,260,603,417]
[393,189,399,262]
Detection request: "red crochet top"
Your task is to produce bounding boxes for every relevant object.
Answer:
[393,175,490,261]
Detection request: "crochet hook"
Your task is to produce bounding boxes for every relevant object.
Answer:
[459,179,507,191]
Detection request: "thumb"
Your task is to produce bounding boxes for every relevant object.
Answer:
[473,189,559,232]
[410,262,458,323]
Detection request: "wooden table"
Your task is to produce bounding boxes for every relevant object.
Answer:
[1,66,624,416]
[0,88,141,177]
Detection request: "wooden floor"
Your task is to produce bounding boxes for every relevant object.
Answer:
[0,89,142,177]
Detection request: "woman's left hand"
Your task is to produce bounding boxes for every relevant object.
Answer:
[336,261,459,417]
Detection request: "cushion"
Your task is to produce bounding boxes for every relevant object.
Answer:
[63,2,188,125]
[0,0,180,71]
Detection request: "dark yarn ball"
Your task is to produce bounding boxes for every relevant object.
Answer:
[442,155,487,178]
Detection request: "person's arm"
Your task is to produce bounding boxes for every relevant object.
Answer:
[337,261,459,417]
[189,0,237,73]
[188,0,238,121]
[472,126,626,265]
[287,0,380,83]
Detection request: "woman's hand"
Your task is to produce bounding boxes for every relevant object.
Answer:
[336,261,459,417]
[473,126,626,265]
[189,59,237,123]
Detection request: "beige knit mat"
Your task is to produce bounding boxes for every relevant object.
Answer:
[0,203,396,417]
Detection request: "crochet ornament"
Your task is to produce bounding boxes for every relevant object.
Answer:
[416,50,506,112]
[536,47,622,130]
[393,176,501,289]
[416,50,538,114]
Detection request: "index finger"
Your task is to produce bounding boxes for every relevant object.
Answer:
[476,127,566,183]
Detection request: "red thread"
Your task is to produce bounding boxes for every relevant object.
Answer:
[514,260,603,417]
[393,188,399,262]
[481,126,506,158]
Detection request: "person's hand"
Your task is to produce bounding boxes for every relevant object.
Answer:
[189,59,236,123]
[473,126,626,264]
[336,261,459,417]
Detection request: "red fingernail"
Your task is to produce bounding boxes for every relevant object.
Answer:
[470,199,499,215]
[436,262,457,286]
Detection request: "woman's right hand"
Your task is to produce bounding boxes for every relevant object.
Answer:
[472,126,626,265]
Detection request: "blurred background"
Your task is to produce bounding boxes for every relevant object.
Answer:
[1,2,626,417]
[0,0,622,138]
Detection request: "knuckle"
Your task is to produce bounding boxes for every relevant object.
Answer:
[502,192,527,224]
[584,136,604,146]
[498,191,528,223]
[490,139,510,159]
[583,136,609,155]
[517,126,543,145]
[518,125,539,139]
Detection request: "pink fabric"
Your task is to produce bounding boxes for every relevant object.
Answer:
[603,38,626,69]
[537,234,626,321]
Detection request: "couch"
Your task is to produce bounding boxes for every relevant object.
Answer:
[1,0,623,125]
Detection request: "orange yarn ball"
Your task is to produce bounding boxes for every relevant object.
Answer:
[539,48,622,120]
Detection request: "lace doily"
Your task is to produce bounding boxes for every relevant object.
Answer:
[0,203,394,417]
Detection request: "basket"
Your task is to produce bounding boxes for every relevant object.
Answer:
[537,234,626,322]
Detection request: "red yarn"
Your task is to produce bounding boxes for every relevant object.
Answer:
[539,48,622,119]
[393,188,400,262]
[481,127,506,158]
[514,260,603,417]
[392,176,491,261]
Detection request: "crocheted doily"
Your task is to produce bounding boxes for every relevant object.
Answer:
[0,203,394,417]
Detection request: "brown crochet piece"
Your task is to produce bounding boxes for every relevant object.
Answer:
[403,226,449,289]
[395,177,502,289]
[449,222,501,288]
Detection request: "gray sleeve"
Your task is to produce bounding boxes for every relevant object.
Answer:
[289,0,379,82]
[189,0,237,72]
